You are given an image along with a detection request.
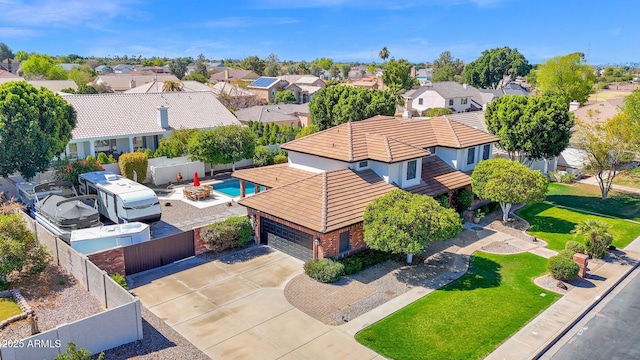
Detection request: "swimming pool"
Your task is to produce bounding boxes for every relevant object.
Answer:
[212,180,264,197]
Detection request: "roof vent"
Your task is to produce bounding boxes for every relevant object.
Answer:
[157,106,169,129]
[105,174,118,181]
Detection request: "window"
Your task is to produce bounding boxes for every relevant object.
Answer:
[482,144,491,160]
[467,147,476,165]
[461,98,468,105]
[359,160,368,168]
[448,99,454,106]
[427,146,436,154]
[339,231,350,254]
[67,143,78,159]
[407,160,417,180]
[418,98,423,105]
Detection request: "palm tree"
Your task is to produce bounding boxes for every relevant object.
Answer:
[571,219,613,258]
[162,80,184,92]
[379,46,390,63]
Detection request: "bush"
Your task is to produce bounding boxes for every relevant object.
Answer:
[454,188,474,213]
[200,216,253,252]
[110,273,128,290]
[253,145,274,167]
[96,152,109,164]
[144,148,154,159]
[548,255,579,281]
[273,154,288,164]
[55,342,104,360]
[558,249,576,259]
[303,258,344,283]
[548,171,559,182]
[118,152,148,183]
[565,240,586,255]
[424,107,453,117]
[585,238,610,259]
[436,195,449,208]
[337,249,394,275]
[560,172,575,183]
[53,158,105,186]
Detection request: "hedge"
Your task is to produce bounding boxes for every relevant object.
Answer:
[118,152,148,183]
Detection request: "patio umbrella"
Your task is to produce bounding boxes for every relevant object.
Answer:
[193,171,200,187]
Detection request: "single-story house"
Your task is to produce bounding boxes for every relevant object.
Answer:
[406,82,485,114]
[209,69,260,84]
[233,115,498,261]
[59,91,240,160]
[93,73,181,92]
[235,104,310,127]
[0,79,77,93]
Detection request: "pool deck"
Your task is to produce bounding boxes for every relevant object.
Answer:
[157,179,261,209]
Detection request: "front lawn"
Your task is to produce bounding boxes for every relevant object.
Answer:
[546,183,640,221]
[517,203,640,251]
[355,252,559,360]
[0,298,22,321]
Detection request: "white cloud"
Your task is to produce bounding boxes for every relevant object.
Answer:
[0,26,39,37]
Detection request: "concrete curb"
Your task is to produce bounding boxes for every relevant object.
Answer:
[530,255,640,360]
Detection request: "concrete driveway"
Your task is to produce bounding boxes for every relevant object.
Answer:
[128,246,379,360]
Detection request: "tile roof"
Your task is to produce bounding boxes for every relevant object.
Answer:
[94,73,180,91]
[232,163,315,188]
[282,115,498,162]
[248,77,281,89]
[405,156,471,196]
[60,91,240,140]
[235,104,310,123]
[443,111,488,132]
[0,79,77,93]
[572,98,624,126]
[238,169,396,233]
[210,82,256,97]
[209,69,259,81]
[0,70,20,78]
[123,80,216,93]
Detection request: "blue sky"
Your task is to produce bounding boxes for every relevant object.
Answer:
[0,0,635,65]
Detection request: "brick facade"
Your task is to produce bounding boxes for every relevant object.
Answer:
[247,208,368,259]
[87,247,125,276]
[192,226,209,255]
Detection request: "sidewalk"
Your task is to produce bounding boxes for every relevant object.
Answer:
[578,175,640,195]
[486,236,640,360]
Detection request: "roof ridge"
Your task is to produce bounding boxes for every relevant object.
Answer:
[347,122,354,162]
[320,172,328,233]
[383,135,393,162]
[443,118,461,147]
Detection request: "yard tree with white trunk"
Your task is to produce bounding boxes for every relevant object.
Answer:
[363,189,463,264]
[485,94,574,165]
[471,158,548,222]
[573,114,637,200]
[188,124,256,172]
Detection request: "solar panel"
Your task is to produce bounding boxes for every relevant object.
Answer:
[250,77,279,88]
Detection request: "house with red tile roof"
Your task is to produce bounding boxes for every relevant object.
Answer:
[232,115,498,261]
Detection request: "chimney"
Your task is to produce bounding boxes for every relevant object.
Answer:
[403,97,413,119]
[411,66,416,77]
[129,79,136,88]
[462,83,467,89]
[569,101,580,112]
[224,70,229,80]
[157,106,169,129]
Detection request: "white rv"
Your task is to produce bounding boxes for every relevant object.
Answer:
[78,171,161,224]
[70,222,151,254]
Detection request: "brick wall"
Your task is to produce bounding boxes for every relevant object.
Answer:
[247,208,368,259]
[87,247,125,276]
[192,226,209,255]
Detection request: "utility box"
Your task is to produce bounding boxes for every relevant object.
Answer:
[573,253,589,278]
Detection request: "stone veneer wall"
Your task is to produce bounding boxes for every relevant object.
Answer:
[87,246,126,276]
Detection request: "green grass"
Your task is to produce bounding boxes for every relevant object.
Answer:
[546,183,640,221]
[517,203,640,251]
[612,167,640,190]
[0,298,22,321]
[355,252,559,360]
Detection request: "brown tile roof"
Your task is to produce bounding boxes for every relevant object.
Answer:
[238,169,397,233]
[365,134,430,162]
[572,98,624,126]
[405,156,471,196]
[282,115,498,162]
[232,164,314,188]
[209,69,259,81]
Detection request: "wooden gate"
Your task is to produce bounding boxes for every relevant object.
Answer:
[123,231,195,275]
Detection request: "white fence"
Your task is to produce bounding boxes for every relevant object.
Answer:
[0,215,143,360]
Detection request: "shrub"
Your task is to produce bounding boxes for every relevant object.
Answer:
[200,216,253,252]
[548,255,579,281]
[110,273,128,290]
[96,152,109,164]
[560,172,575,183]
[436,195,449,209]
[273,154,288,164]
[585,238,610,259]
[303,258,344,283]
[144,148,154,159]
[54,158,105,186]
[337,248,394,275]
[273,148,288,157]
[424,107,453,117]
[565,240,586,255]
[118,152,148,183]
[454,188,474,213]
[548,171,559,182]
[253,145,274,167]
[558,249,576,259]
[55,342,104,360]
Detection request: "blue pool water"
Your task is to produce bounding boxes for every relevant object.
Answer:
[212,180,264,197]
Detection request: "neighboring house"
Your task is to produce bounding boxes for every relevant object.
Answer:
[95,65,114,74]
[478,81,530,103]
[93,73,180,92]
[348,65,373,80]
[59,91,240,160]
[209,69,260,84]
[0,69,20,78]
[344,78,383,90]
[412,67,432,85]
[0,79,77,93]
[247,77,288,104]
[123,80,215,93]
[210,81,256,98]
[232,115,498,261]
[279,75,326,103]
[112,64,136,74]
[407,82,484,114]
[235,104,310,127]
[186,62,225,75]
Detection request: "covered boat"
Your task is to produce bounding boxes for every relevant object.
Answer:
[34,194,102,242]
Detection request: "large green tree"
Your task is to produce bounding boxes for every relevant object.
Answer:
[485,95,574,163]
[309,86,397,130]
[188,125,256,171]
[383,58,415,91]
[622,89,640,145]
[471,158,548,222]
[0,82,76,180]
[432,51,464,82]
[364,189,462,263]
[274,90,296,104]
[155,128,200,158]
[0,212,48,283]
[0,43,13,61]
[194,54,209,78]
[536,53,595,105]
[463,47,531,89]
[169,57,190,80]
[573,114,636,199]
[240,56,265,76]
[21,54,68,80]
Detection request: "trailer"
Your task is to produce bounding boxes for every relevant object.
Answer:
[78,171,161,224]
[70,222,151,254]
